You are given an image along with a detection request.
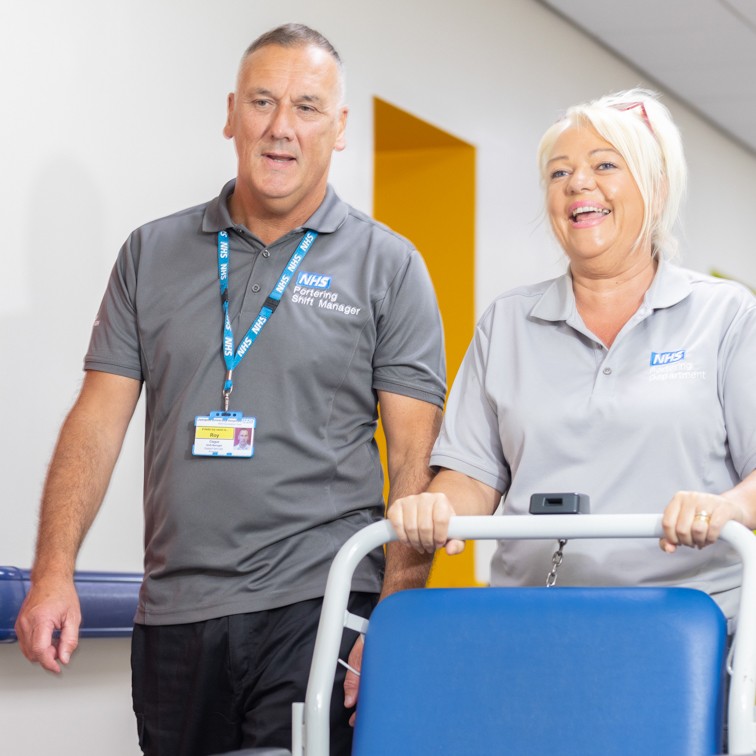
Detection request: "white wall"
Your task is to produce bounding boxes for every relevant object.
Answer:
[2,1,754,753]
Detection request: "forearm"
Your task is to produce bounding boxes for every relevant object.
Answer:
[378,393,442,597]
[31,371,140,582]
[381,439,439,598]
[722,468,756,530]
[33,432,117,580]
[425,469,501,516]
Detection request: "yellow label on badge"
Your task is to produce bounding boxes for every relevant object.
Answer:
[195,426,234,440]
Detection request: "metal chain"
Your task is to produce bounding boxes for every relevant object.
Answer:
[545,538,568,587]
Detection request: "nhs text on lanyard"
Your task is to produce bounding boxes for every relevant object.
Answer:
[218,229,317,410]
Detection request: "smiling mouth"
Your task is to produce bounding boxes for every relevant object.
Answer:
[570,205,610,221]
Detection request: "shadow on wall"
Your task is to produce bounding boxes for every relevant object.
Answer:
[1,158,109,568]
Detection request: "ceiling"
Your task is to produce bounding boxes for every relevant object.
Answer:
[537,0,756,156]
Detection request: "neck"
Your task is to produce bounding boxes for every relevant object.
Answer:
[228,185,325,246]
[571,253,657,304]
[571,254,658,348]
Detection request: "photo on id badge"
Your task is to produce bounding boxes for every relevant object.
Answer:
[193,412,256,458]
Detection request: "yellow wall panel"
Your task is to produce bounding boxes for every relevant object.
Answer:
[373,97,481,587]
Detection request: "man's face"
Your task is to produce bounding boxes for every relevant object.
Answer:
[224,43,347,222]
[237,429,250,445]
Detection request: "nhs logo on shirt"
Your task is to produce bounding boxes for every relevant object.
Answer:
[297,272,332,289]
[650,350,686,366]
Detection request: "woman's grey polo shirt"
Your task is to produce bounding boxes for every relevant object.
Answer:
[432,260,756,617]
[85,180,446,625]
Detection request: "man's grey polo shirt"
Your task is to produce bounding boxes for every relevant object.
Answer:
[431,260,756,617]
[86,180,446,625]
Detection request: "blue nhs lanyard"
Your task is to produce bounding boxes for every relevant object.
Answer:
[217,229,317,409]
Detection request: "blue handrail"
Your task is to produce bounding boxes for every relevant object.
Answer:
[0,566,142,642]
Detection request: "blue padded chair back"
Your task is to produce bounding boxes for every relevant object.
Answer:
[353,587,726,756]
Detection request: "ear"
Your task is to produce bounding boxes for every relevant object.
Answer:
[333,106,349,152]
[223,93,236,140]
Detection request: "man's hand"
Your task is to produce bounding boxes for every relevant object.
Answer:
[343,635,364,727]
[15,576,81,674]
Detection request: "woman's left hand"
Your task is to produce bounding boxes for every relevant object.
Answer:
[660,491,746,553]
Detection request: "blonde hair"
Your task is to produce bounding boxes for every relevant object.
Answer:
[536,88,687,258]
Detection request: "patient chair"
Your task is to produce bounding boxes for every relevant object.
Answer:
[355,586,725,755]
[295,514,756,755]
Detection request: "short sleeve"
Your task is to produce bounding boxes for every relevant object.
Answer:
[372,251,446,408]
[721,301,756,478]
[84,233,144,380]
[430,311,510,493]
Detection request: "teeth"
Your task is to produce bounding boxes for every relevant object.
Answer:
[571,205,610,219]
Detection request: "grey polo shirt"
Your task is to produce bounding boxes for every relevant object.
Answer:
[431,260,756,617]
[86,180,446,624]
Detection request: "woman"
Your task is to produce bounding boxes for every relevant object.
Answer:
[389,89,756,620]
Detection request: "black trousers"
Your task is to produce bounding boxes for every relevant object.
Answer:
[131,592,377,756]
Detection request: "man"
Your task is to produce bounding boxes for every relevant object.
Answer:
[234,428,252,451]
[15,23,444,756]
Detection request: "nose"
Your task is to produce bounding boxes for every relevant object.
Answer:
[268,105,295,141]
[566,164,596,194]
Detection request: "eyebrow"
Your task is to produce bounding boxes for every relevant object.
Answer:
[246,87,324,104]
[546,148,622,165]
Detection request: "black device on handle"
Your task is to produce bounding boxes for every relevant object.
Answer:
[529,493,590,515]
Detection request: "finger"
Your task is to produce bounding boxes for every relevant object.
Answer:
[660,495,683,548]
[445,538,467,556]
[674,492,698,548]
[416,500,437,551]
[14,617,32,661]
[416,498,449,552]
[38,645,63,674]
[29,620,56,662]
[343,668,359,708]
[431,499,453,550]
[658,537,677,554]
[387,503,406,543]
[29,621,62,674]
[702,511,722,546]
[343,638,363,708]
[57,615,80,666]
[690,511,712,549]
[399,501,426,553]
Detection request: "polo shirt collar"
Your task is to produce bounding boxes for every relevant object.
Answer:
[643,258,692,310]
[530,257,693,323]
[202,179,349,235]
[530,272,574,322]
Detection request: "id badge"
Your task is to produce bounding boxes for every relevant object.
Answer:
[193,411,256,458]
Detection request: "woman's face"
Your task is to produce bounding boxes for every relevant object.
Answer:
[546,124,648,271]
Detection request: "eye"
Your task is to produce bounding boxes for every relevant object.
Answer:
[550,169,569,180]
[251,98,272,109]
[296,103,320,116]
[597,161,618,171]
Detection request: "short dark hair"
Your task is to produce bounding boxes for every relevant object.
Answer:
[243,23,342,69]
